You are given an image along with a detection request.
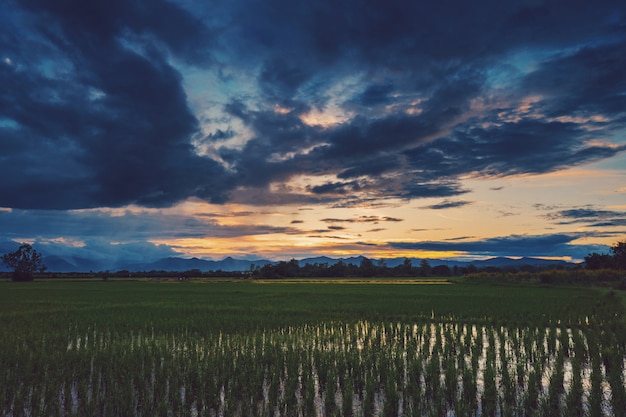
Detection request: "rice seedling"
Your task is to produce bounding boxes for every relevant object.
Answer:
[0,280,625,416]
[564,353,584,417]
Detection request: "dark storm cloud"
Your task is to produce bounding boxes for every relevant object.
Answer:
[402,182,469,199]
[522,40,626,118]
[220,0,626,202]
[0,0,227,209]
[390,233,604,259]
[205,129,236,142]
[403,120,626,181]
[2,0,626,211]
[310,181,361,195]
[337,158,398,179]
[220,103,323,189]
[227,0,622,69]
[356,83,396,107]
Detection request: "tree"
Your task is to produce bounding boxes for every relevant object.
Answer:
[584,252,614,270]
[328,260,347,277]
[432,264,450,277]
[1,244,46,282]
[259,263,277,279]
[611,241,626,269]
[359,257,376,277]
[402,258,413,275]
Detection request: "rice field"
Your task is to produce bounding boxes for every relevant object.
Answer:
[1,279,625,416]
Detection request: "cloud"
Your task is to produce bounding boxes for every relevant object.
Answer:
[337,158,399,179]
[403,120,625,181]
[0,208,299,243]
[1,0,625,213]
[0,0,228,209]
[588,220,626,227]
[310,181,362,195]
[390,233,606,259]
[321,216,403,224]
[402,182,470,199]
[306,235,350,240]
[522,40,626,119]
[445,236,476,241]
[208,2,625,205]
[423,200,473,210]
[327,225,346,231]
[544,207,626,227]
[355,82,396,107]
[382,217,403,222]
[548,208,625,220]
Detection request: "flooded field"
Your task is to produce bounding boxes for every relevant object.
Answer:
[31,321,622,416]
[1,280,624,416]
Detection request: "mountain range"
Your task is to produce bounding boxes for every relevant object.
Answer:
[32,254,573,273]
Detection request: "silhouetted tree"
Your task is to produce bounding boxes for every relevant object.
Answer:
[259,263,277,278]
[584,252,614,270]
[1,244,46,282]
[274,259,300,277]
[402,258,413,275]
[432,265,451,277]
[359,257,376,277]
[328,260,347,277]
[419,259,431,276]
[611,241,626,269]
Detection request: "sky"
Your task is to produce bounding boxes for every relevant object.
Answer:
[1,0,626,265]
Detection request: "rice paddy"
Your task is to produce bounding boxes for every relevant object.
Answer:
[1,279,624,416]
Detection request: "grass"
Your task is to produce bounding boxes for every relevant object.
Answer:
[1,278,615,328]
[1,278,625,416]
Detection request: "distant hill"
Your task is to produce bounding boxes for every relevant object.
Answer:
[38,254,572,273]
[473,257,571,268]
[300,256,571,270]
[43,255,107,273]
[118,256,272,273]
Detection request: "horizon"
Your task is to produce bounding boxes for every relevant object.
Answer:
[1,250,580,275]
[2,1,625,263]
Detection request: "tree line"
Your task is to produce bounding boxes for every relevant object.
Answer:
[252,258,439,279]
[248,257,572,279]
[2,240,626,281]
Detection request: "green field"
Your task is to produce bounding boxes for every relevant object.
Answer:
[1,279,625,416]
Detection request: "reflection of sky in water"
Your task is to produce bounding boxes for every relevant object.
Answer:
[62,319,622,416]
